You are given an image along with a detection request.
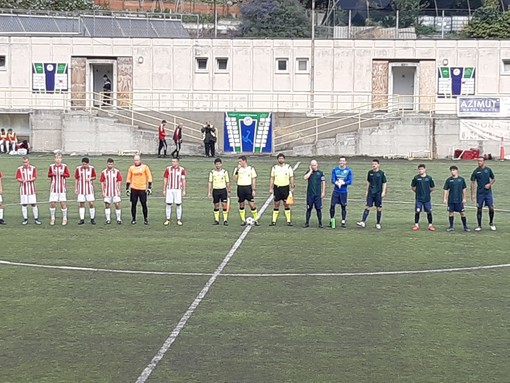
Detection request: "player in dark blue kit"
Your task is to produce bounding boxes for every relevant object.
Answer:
[411,164,436,231]
[304,160,326,228]
[357,159,387,229]
[443,165,470,232]
[470,157,496,231]
[329,157,353,228]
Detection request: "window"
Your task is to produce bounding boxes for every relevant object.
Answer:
[276,58,288,72]
[296,58,309,72]
[503,60,510,74]
[196,57,208,71]
[216,57,228,71]
[0,56,5,70]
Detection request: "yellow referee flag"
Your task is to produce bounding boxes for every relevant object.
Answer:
[287,191,294,205]
[226,197,231,212]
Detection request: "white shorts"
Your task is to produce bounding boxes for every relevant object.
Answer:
[0,194,3,203]
[77,194,95,202]
[103,196,121,204]
[49,192,67,202]
[165,189,182,204]
[20,194,37,205]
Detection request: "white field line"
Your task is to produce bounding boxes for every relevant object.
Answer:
[0,260,212,276]
[221,263,510,277]
[2,259,510,278]
[134,161,301,383]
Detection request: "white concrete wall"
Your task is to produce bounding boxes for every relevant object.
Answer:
[31,110,62,151]
[2,37,510,110]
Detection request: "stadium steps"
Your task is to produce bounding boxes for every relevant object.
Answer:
[94,110,204,155]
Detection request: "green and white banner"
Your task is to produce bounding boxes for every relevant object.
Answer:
[223,112,272,153]
[438,67,475,97]
[32,62,68,92]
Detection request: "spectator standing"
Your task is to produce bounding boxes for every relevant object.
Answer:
[102,75,112,106]
[171,123,183,159]
[201,121,217,157]
[157,120,168,158]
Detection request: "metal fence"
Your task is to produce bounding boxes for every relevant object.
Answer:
[315,9,477,39]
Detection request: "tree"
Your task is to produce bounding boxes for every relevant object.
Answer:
[239,0,311,38]
[461,0,510,38]
[0,0,96,11]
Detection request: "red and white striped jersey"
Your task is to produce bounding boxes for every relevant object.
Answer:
[100,167,123,197]
[48,163,70,193]
[16,165,37,195]
[163,166,186,190]
[75,165,96,195]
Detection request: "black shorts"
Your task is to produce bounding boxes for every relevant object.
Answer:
[237,185,254,203]
[274,185,290,202]
[213,188,228,204]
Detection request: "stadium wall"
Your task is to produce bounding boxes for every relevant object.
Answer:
[2,37,510,109]
[1,37,509,157]
[26,110,500,159]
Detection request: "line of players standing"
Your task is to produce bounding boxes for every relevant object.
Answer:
[0,154,155,226]
[0,153,497,232]
[302,156,496,232]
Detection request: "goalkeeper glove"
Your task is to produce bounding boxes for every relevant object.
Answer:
[146,188,152,195]
[126,189,131,197]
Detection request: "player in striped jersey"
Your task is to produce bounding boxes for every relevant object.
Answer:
[16,156,41,225]
[0,169,5,224]
[163,158,186,226]
[75,157,97,225]
[100,158,123,224]
[208,158,231,225]
[48,153,70,226]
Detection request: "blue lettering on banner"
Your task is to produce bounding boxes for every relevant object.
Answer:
[459,98,500,113]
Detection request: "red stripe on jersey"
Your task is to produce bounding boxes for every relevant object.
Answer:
[164,166,186,189]
[16,165,36,195]
[48,164,70,193]
[75,165,96,195]
[100,168,123,197]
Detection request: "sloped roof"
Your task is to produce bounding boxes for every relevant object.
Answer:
[0,13,189,38]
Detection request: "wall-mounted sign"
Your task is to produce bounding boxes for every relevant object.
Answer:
[224,112,272,153]
[32,63,68,92]
[458,97,510,117]
[460,119,510,141]
[438,67,475,97]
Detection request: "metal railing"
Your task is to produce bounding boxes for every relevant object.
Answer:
[0,88,458,115]
[86,91,205,143]
[274,95,419,150]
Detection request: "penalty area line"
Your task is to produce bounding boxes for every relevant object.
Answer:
[134,161,301,383]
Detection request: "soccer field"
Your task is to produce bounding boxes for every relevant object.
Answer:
[1,154,509,383]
